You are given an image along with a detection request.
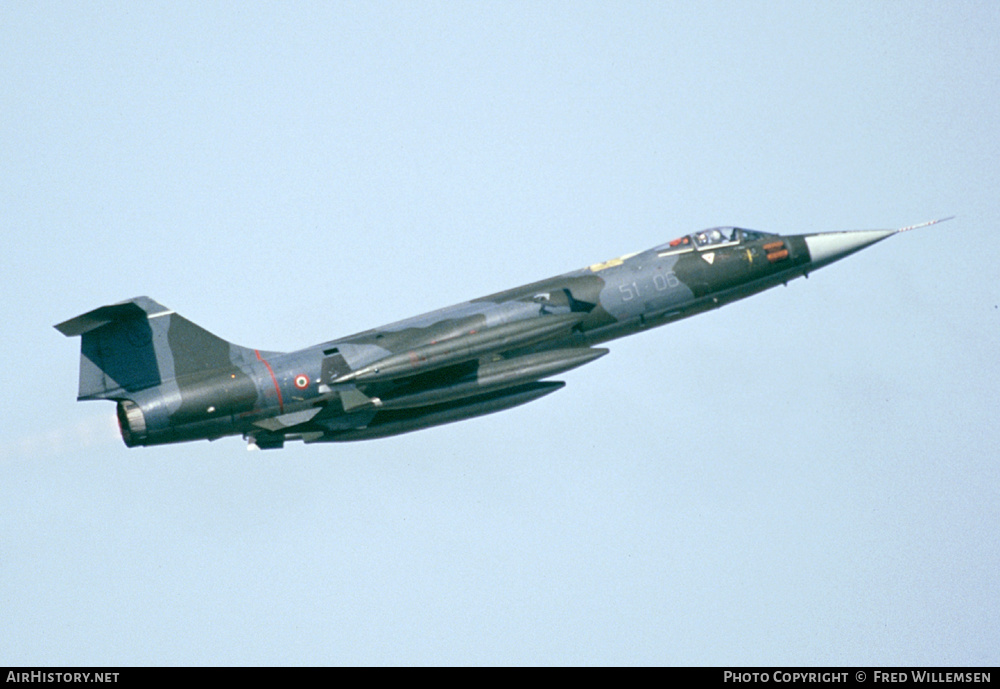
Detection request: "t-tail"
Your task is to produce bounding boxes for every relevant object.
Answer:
[55,297,277,446]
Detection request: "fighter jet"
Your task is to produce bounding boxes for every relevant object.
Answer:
[55,219,950,449]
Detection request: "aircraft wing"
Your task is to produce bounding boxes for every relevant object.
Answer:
[256,313,609,442]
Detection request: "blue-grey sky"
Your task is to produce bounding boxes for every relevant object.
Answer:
[2,1,997,666]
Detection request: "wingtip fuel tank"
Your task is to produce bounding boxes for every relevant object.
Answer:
[56,218,950,449]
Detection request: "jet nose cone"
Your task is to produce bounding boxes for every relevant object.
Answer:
[804,229,897,267]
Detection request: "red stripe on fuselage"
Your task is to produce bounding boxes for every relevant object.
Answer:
[256,350,284,412]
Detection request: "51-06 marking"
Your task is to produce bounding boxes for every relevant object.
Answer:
[619,271,680,301]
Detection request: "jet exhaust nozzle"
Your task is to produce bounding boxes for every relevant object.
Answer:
[116,400,148,447]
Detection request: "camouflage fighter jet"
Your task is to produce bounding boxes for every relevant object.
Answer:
[56,219,950,449]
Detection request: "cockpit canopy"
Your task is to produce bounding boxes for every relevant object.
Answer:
[655,227,776,252]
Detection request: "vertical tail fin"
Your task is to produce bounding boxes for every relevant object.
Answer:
[55,296,260,400]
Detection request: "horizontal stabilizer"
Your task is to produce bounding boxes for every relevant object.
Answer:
[55,297,171,337]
